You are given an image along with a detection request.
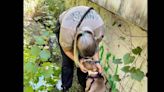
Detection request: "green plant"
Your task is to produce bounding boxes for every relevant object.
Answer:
[99,45,145,92]
[24,0,65,91]
[99,45,121,92]
[24,46,61,91]
[121,46,145,82]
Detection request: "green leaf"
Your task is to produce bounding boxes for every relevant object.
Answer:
[113,59,122,64]
[112,75,121,81]
[34,36,45,45]
[45,68,54,78]
[99,45,104,61]
[129,67,136,72]
[37,85,44,91]
[121,66,130,73]
[40,50,51,62]
[28,57,37,63]
[108,75,113,86]
[47,86,54,91]
[48,77,57,84]
[112,82,116,91]
[45,15,53,19]
[106,52,111,61]
[112,56,115,61]
[130,69,144,81]
[54,68,61,77]
[123,53,135,64]
[41,67,54,78]
[112,89,119,92]
[24,62,37,73]
[42,31,49,37]
[24,86,33,92]
[114,65,119,75]
[132,46,142,55]
[31,46,41,57]
[104,66,109,73]
[47,20,54,25]
[42,62,52,67]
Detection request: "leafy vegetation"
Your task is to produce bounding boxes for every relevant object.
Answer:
[113,59,122,64]
[121,66,130,73]
[123,53,135,65]
[100,45,145,92]
[24,0,65,91]
[132,46,142,55]
[122,47,144,82]
[112,75,121,82]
